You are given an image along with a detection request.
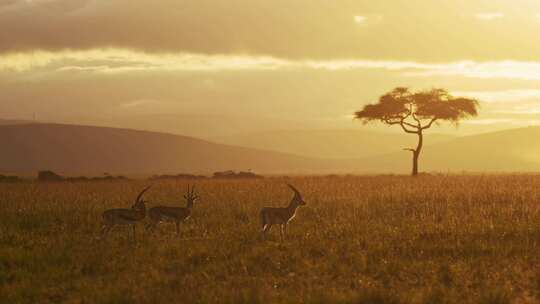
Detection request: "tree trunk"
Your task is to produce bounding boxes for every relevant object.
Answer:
[411,131,423,176]
[412,151,419,176]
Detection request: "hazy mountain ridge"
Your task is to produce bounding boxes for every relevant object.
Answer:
[57,114,321,138]
[0,118,36,125]
[213,129,456,159]
[1,123,540,175]
[0,123,342,175]
[359,126,540,173]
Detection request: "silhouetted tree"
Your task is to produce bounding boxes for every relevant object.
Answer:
[355,87,479,176]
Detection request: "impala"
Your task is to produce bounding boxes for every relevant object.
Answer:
[260,184,306,240]
[100,186,151,241]
[147,185,200,235]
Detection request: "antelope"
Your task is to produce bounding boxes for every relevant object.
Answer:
[146,185,200,235]
[100,186,151,241]
[260,184,306,241]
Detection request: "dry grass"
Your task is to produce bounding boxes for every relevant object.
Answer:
[1,175,540,303]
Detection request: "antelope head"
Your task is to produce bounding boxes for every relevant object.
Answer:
[287,184,306,206]
[184,185,200,207]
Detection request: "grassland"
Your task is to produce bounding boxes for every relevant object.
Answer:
[1,175,540,303]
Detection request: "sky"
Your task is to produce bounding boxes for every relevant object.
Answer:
[2,0,540,136]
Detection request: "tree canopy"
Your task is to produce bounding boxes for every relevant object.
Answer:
[355,87,479,133]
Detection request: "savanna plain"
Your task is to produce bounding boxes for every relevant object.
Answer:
[1,175,540,304]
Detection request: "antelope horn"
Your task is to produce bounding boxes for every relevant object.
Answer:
[287,184,301,197]
[135,185,152,203]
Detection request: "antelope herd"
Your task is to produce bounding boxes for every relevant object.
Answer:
[100,184,306,241]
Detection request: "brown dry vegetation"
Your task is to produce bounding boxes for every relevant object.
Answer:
[1,175,540,303]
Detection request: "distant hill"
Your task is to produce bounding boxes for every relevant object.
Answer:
[0,118,35,125]
[65,114,319,138]
[0,123,343,175]
[2,123,540,175]
[359,126,540,173]
[213,130,455,159]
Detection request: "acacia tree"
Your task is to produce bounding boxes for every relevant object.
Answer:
[354,87,479,176]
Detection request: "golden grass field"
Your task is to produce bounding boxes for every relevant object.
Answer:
[1,175,540,303]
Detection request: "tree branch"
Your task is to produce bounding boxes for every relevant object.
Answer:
[412,113,421,124]
[402,121,419,129]
[399,122,418,134]
[383,117,418,133]
[421,118,438,130]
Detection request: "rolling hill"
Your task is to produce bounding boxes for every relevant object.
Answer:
[0,118,36,125]
[0,123,343,175]
[63,114,319,138]
[359,126,540,173]
[2,123,540,176]
[213,130,455,159]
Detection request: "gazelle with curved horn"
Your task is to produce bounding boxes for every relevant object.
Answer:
[260,184,306,241]
[147,185,200,235]
[100,186,152,241]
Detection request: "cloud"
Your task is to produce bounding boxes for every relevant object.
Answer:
[304,59,439,71]
[404,61,540,80]
[0,0,18,7]
[0,49,290,73]
[463,118,516,125]
[120,99,160,108]
[56,65,109,72]
[4,49,540,82]
[455,90,540,117]
[1,0,540,62]
[353,15,366,24]
[0,0,88,12]
[454,90,540,103]
[475,12,504,21]
[1,49,431,73]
